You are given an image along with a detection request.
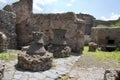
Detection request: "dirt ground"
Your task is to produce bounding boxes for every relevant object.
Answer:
[60,54,120,80]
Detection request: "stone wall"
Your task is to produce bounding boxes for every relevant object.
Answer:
[94,18,120,27]
[3,0,85,52]
[13,0,33,48]
[77,13,95,35]
[3,0,33,48]
[32,13,85,52]
[3,0,120,50]
[91,27,120,45]
[77,13,95,45]
[0,10,16,49]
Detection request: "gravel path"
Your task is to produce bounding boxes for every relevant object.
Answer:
[67,54,120,80]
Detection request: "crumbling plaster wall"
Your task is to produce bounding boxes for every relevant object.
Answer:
[33,13,85,52]
[77,13,95,35]
[4,0,34,48]
[3,0,85,52]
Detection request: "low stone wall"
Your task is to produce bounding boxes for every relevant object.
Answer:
[91,27,120,45]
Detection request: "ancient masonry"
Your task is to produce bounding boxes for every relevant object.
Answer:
[1,0,85,53]
[91,27,120,51]
[0,64,4,80]
[0,10,16,49]
[0,32,7,52]
[48,29,71,58]
[0,0,119,51]
[91,27,120,45]
[18,32,53,71]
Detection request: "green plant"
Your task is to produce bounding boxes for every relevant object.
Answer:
[83,46,120,61]
[114,20,120,27]
[96,25,108,28]
[0,50,19,61]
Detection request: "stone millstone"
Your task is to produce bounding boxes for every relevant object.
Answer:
[26,43,46,56]
[48,29,71,58]
[48,45,71,58]
[18,52,53,71]
[51,29,67,45]
[27,32,46,56]
[18,32,53,71]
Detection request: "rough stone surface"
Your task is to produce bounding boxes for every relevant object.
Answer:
[18,32,53,71]
[2,0,120,49]
[88,42,97,52]
[91,27,120,45]
[0,10,16,49]
[3,5,14,12]
[26,32,46,55]
[104,69,120,80]
[3,0,85,53]
[3,0,33,48]
[18,52,53,71]
[0,64,5,80]
[0,32,7,52]
[48,45,71,58]
[33,13,85,53]
[77,13,95,35]
[84,35,91,45]
[48,29,71,58]
[91,27,120,51]
[21,46,29,51]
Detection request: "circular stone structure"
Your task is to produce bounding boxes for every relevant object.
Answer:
[18,32,53,71]
[48,29,71,58]
[18,51,53,71]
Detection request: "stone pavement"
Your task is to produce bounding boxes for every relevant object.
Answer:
[1,53,80,80]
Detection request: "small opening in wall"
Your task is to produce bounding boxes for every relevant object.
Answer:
[107,39,115,45]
